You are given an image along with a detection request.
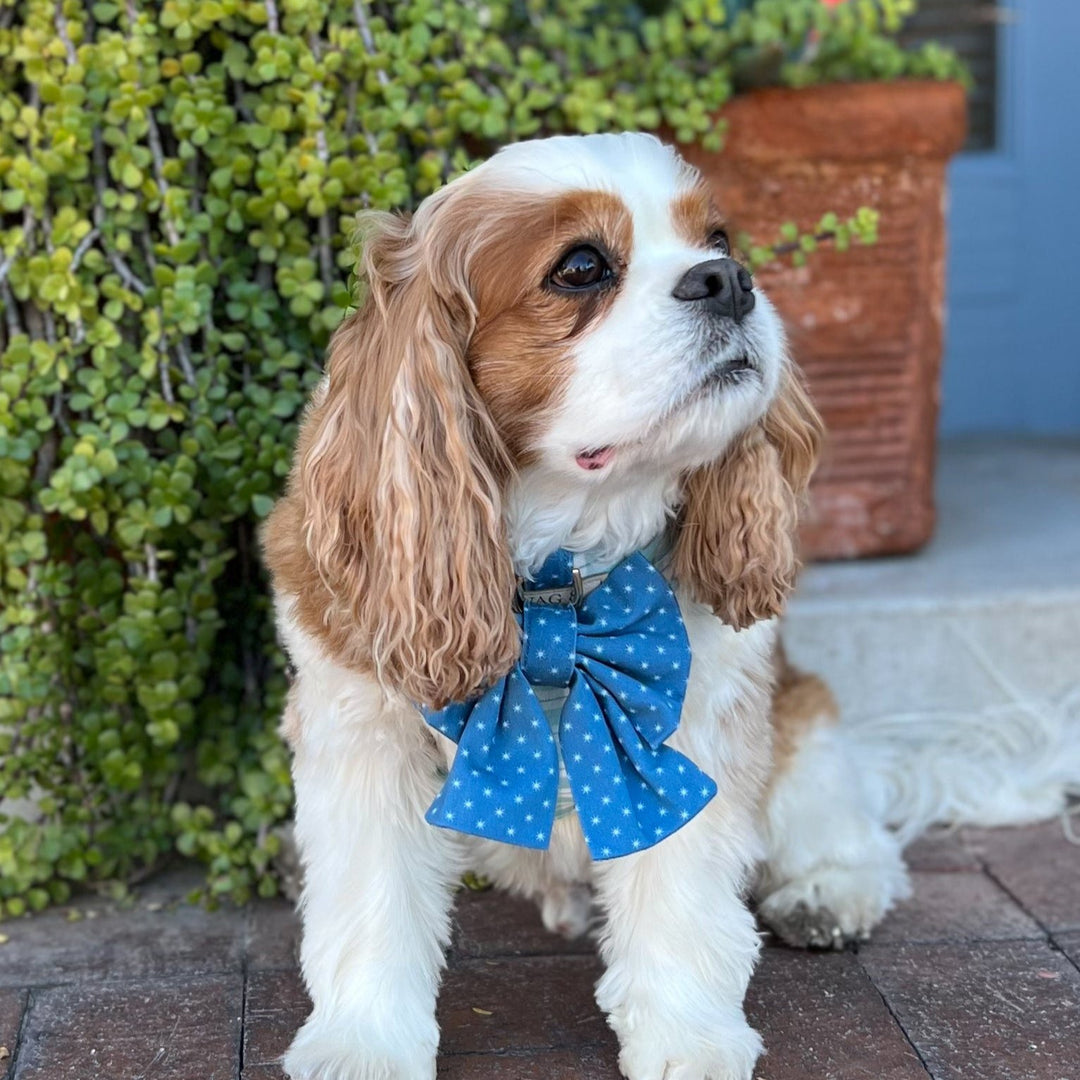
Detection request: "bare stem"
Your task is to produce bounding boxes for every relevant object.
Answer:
[41,206,55,255]
[353,1,390,87]
[93,133,151,295]
[174,342,198,388]
[22,206,37,256]
[317,212,334,297]
[306,34,336,298]
[145,112,181,246]
[54,1,78,65]
[108,251,150,296]
[51,387,71,435]
[0,280,22,337]
[71,227,101,270]
[145,543,159,585]
[33,427,59,488]
[769,229,836,258]
[344,81,358,136]
[159,350,176,404]
[231,78,255,123]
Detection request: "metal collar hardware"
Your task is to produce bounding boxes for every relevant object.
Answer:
[514,567,583,611]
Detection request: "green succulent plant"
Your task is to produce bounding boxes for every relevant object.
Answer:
[0,0,961,914]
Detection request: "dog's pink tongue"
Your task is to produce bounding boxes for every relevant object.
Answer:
[575,446,615,471]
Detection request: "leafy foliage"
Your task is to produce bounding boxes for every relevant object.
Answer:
[0,0,959,914]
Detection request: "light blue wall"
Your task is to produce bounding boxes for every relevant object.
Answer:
[940,0,1080,434]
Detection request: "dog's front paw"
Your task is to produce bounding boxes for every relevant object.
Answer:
[283,1016,437,1080]
[607,1002,762,1080]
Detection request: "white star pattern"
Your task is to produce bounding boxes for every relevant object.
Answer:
[420,548,712,859]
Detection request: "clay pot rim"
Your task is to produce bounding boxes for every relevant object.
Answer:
[711,79,968,163]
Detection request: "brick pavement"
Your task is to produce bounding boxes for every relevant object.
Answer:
[1,822,1078,1079]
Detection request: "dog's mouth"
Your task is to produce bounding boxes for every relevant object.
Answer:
[705,353,757,387]
[573,356,758,472]
[575,445,616,471]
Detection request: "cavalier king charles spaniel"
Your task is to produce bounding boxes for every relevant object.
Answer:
[264,133,910,1080]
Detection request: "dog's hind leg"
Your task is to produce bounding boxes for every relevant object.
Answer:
[467,818,595,940]
[756,654,910,949]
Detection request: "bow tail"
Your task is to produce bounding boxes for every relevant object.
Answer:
[425,667,560,850]
[560,674,717,860]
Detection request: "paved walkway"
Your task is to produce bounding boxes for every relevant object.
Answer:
[1,821,1078,1079]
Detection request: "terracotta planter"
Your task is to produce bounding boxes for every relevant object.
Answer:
[678,81,967,559]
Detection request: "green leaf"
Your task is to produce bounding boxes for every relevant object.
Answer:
[0,0,910,920]
[251,494,274,518]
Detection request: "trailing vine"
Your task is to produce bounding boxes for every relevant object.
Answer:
[0,0,961,913]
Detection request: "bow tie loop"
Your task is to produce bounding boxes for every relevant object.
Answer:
[521,604,577,687]
[423,547,716,860]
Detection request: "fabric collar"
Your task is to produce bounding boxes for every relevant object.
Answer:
[422,543,716,860]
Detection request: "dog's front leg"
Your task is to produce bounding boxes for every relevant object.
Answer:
[593,795,764,1080]
[283,685,462,1080]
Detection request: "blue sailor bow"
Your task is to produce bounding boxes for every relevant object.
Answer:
[423,548,717,860]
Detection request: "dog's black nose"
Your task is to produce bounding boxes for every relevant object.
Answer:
[672,259,755,323]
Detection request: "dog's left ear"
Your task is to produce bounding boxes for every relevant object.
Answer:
[265,202,520,710]
[670,364,823,629]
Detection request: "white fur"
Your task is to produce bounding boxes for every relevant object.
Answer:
[840,618,1080,842]
[274,130,1080,1080]
[593,605,773,1080]
[278,132,810,1080]
[757,723,910,948]
[480,134,786,574]
[280,594,778,1080]
[848,692,1080,845]
[280,602,465,1080]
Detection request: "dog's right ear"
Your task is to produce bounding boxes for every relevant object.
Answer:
[265,210,519,709]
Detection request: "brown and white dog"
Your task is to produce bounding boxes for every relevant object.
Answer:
[264,133,911,1080]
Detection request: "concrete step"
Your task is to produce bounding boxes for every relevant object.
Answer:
[785,438,1080,725]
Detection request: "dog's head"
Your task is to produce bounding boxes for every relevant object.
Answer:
[266,133,822,707]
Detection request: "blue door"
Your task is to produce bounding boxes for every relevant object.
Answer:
[941,0,1080,434]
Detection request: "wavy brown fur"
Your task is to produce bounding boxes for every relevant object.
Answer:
[263,209,519,709]
[671,366,824,630]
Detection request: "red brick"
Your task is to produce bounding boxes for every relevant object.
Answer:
[241,1067,286,1080]
[244,956,616,1071]
[860,940,1080,1080]
[12,975,242,1080]
[246,899,301,972]
[904,831,982,872]
[439,1047,620,1078]
[450,889,594,961]
[0,990,26,1080]
[438,956,613,1058]
[962,822,1080,932]
[747,947,928,1080]
[871,871,1043,945]
[1051,930,1080,971]
[243,969,310,1070]
[0,898,245,989]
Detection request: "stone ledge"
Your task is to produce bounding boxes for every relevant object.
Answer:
[786,438,1080,725]
[792,437,1080,615]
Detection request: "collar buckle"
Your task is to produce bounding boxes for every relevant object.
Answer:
[514,567,584,612]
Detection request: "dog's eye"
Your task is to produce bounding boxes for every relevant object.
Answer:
[550,246,613,291]
[708,229,731,256]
